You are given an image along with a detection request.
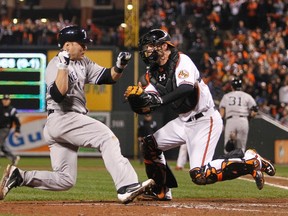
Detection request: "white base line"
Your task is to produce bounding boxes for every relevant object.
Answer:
[239,177,288,190]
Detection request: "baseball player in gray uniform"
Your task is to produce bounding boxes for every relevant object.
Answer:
[0,25,154,204]
[219,78,258,154]
[127,29,275,200]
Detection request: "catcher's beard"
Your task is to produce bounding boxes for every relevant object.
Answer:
[146,46,164,64]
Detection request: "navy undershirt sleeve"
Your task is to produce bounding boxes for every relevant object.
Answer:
[161,84,194,105]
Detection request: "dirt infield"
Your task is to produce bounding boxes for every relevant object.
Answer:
[0,198,287,216]
[0,176,287,216]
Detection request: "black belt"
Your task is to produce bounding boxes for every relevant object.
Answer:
[47,109,85,116]
[226,115,245,120]
[187,112,204,122]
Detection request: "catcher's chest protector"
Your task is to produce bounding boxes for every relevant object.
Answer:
[149,51,199,114]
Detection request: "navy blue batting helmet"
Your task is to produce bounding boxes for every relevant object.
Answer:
[58,26,92,48]
[231,77,242,90]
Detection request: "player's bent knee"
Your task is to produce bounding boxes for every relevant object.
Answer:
[189,167,207,185]
[58,173,76,190]
[189,166,218,185]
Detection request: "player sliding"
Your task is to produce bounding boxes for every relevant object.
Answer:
[0,25,155,204]
[124,29,276,201]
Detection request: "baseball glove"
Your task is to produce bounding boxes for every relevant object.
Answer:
[125,85,162,114]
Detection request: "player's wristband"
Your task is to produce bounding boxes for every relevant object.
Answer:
[57,63,68,70]
[114,66,123,73]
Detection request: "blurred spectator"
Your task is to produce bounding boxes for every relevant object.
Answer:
[80,0,93,28]
[280,106,288,127]
[182,21,197,51]
[279,74,288,104]
[170,26,183,49]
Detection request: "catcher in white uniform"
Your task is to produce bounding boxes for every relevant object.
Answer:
[0,25,154,204]
[124,29,275,200]
[219,78,258,154]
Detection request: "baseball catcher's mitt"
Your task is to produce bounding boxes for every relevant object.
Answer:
[225,139,236,152]
[125,85,162,114]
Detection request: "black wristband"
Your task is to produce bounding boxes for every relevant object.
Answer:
[114,66,123,74]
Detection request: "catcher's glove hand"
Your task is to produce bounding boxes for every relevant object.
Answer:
[124,85,162,114]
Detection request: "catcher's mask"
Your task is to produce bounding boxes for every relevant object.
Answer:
[231,77,242,90]
[58,25,93,48]
[138,29,174,65]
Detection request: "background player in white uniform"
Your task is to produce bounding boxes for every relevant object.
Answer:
[129,29,275,200]
[0,25,154,204]
[175,144,188,170]
[219,78,258,154]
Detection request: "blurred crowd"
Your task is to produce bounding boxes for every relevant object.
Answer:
[0,0,288,127]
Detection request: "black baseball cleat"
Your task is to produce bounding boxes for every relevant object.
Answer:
[252,170,264,190]
[137,186,172,201]
[117,179,155,204]
[0,165,23,200]
[259,156,276,176]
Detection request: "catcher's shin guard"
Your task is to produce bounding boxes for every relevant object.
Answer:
[143,135,166,196]
[144,160,167,196]
[190,158,260,185]
[142,135,177,199]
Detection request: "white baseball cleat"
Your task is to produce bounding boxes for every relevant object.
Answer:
[117,179,155,204]
[0,165,23,200]
[246,149,276,176]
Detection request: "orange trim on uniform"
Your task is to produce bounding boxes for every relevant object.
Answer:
[144,159,153,164]
[143,73,150,89]
[201,116,214,166]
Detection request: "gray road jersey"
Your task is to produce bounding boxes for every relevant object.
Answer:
[45,56,106,113]
[219,90,256,118]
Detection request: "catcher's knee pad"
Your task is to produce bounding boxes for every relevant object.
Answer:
[142,135,162,160]
[189,165,218,185]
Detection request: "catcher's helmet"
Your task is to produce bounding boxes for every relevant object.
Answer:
[58,26,92,48]
[138,29,174,65]
[231,77,242,90]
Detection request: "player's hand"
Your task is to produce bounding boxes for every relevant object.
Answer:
[14,132,20,138]
[57,50,70,69]
[116,52,131,69]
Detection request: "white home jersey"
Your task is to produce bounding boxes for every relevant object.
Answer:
[145,53,215,122]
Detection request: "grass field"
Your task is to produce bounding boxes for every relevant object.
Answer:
[0,157,287,202]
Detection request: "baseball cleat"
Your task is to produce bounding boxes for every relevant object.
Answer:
[138,187,172,201]
[247,149,276,176]
[0,165,23,200]
[117,179,155,204]
[252,170,264,190]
